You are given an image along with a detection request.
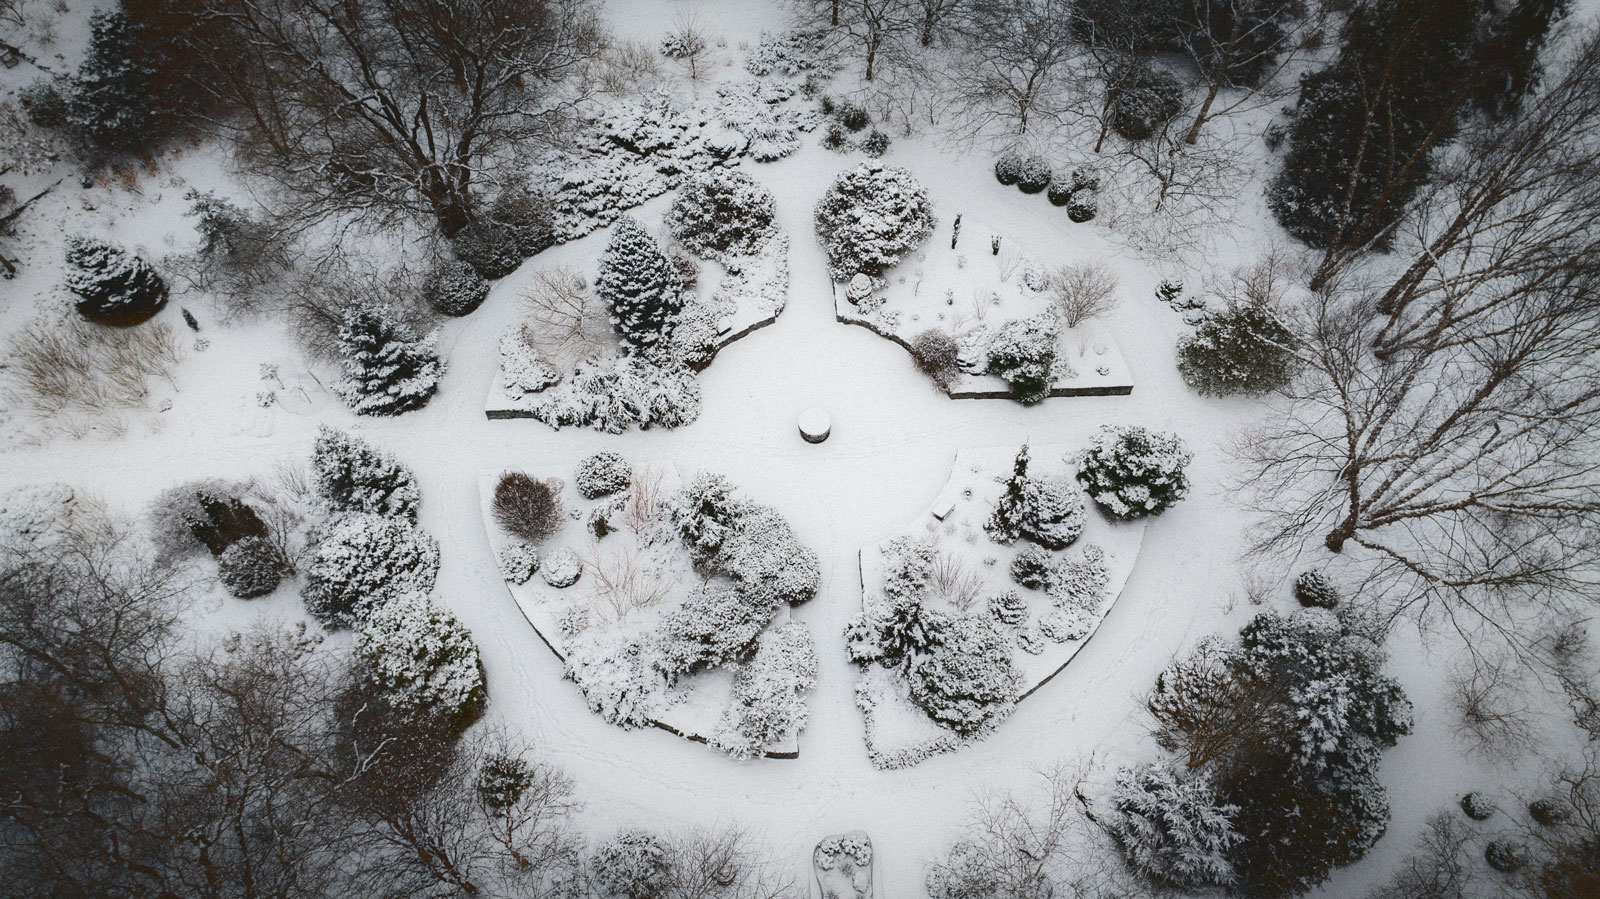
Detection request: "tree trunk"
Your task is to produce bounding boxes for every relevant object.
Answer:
[1184,77,1222,144]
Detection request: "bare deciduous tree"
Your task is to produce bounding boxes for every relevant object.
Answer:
[944,0,1079,135]
[1048,261,1119,327]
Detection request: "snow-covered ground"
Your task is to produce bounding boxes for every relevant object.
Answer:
[0,0,1575,895]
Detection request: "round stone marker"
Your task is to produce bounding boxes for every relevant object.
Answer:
[799,408,831,443]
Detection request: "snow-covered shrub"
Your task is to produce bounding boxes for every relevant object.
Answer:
[1294,570,1340,609]
[309,426,420,523]
[493,472,564,543]
[880,536,939,602]
[576,452,633,499]
[1047,175,1076,206]
[498,333,561,397]
[909,613,1020,735]
[1077,425,1193,519]
[498,542,539,584]
[565,631,657,727]
[986,315,1058,404]
[1484,839,1527,873]
[671,472,744,562]
[354,593,485,729]
[1071,167,1103,192]
[64,237,168,326]
[598,216,685,352]
[822,122,848,151]
[1177,301,1298,396]
[424,260,490,317]
[910,329,961,390]
[837,102,870,131]
[531,357,702,432]
[666,169,776,262]
[861,129,890,157]
[1460,792,1495,821]
[1009,544,1056,591]
[994,154,1023,186]
[1050,545,1109,611]
[1108,763,1240,889]
[847,594,949,670]
[541,547,582,588]
[988,590,1028,627]
[659,28,706,60]
[1067,194,1097,223]
[1039,607,1091,641]
[1110,65,1185,141]
[670,474,820,605]
[654,585,775,680]
[216,536,284,599]
[487,185,557,258]
[333,302,442,416]
[452,220,525,279]
[593,828,672,899]
[713,622,818,758]
[147,480,269,558]
[814,162,935,282]
[301,513,440,629]
[986,445,1086,549]
[745,29,831,76]
[1529,797,1569,826]
[26,12,160,156]
[1016,157,1051,194]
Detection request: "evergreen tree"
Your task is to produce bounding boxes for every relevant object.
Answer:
[1108,763,1240,889]
[309,426,421,522]
[63,237,169,325]
[39,11,159,156]
[332,302,443,416]
[596,216,684,352]
[1471,0,1570,118]
[1268,0,1485,268]
[1176,301,1298,396]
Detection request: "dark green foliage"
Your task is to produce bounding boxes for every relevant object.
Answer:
[1471,0,1570,118]
[822,123,848,150]
[654,585,774,679]
[28,12,159,156]
[451,220,524,279]
[1486,838,1528,872]
[1294,570,1340,608]
[216,536,284,599]
[333,303,441,416]
[597,216,684,351]
[487,186,555,258]
[1047,176,1076,206]
[150,482,270,558]
[838,102,870,131]
[1109,64,1186,141]
[309,426,421,522]
[985,315,1058,404]
[813,163,934,281]
[593,829,672,899]
[995,154,1023,185]
[909,614,1020,735]
[665,170,775,261]
[63,237,169,326]
[1016,156,1052,193]
[575,451,632,499]
[861,129,890,157]
[1010,544,1055,590]
[1067,194,1098,223]
[424,261,490,316]
[1077,425,1192,519]
[1176,301,1298,396]
[1267,0,1485,252]
[1530,797,1571,826]
[1461,791,1496,820]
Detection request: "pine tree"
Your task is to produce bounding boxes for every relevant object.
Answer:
[63,237,169,325]
[332,302,443,416]
[1109,763,1241,889]
[1471,0,1570,118]
[986,445,1033,544]
[309,426,421,522]
[596,216,684,352]
[66,12,157,155]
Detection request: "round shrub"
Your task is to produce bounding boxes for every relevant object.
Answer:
[985,314,1058,404]
[666,169,775,261]
[1010,544,1056,591]
[1077,425,1193,519]
[1461,792,1496,821]
[1177,301,1299,396]
[424,260,490,316]
[862,129,890,157]
[1485,839,1527,873]
[994,154,1023,186]
[541,547,582,588]
[1016,157,1051,194]
[498,542,539,584]
[64,237,169,326]
[487,186,556,258]
[837,102,870,131]
[909,614,1020,735]
[988,590,1028,627]
[593,828,672,899]
[354,592,485,730]
[147,480,269,558]
[493,472,564,543]
[910,329,961,390]
[301,513,441,629]
[1067,194,1098,223]
[822,123,848,151]
[1071,167,1102,192]
[1529,797,1570,826]
[814,162,935,282]
[576,451,633,499]
[1047,176,1075,207]
[451,220,524,279]
[1110,65,1185,141]
[1294,570,1340,609]
[217,536,283,599]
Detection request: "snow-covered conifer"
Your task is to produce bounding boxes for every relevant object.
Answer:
[576,451,633,499]
[909,613,1020,735]
[592,828,673,899]
[666,170,775,261]
[309,426,420,522]
[1077,425,1192,519]
[1108,763,1240,889]
[216,536,284,599]
[332,302,442,416]
[985,315,1058,404]
[713,622,818,758]
[64,237,168,325]
[814,162,934,281]
[301,513,440,628]
[597,216,684,352]
[354,592,485,728]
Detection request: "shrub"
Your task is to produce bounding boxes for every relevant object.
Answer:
[498,542,539,584]
[530,356,701,433]
[985,315,1058,404]
[424,260,490,317]
[354,592,484,729]
[1067,194,1098,223]
[665,170,775,261]
[994,154,1023,185]
[29,12,161,156]
[654,583,777,679]
[861,129,890,157]
[1016,157,1051,194]
[1071,167,1102,192]
[910,329,961,390]
[451,220,524,279]
[713,622,818,758]
[598,216,685,352]
[64,237,169,326]
[541,547,582,588]
[493,472,564,543]
[332,302,442,416]
[147,481,269,558]
[1077,425,1192,519]
[909,613,1020,734]
[1046,176,1075,206]
[576,452,633,499]
[1485,839,1527,872]
[1294,570,1339,609]
[1176,301,1298,396]
[593,828,672,899]
[1010,544,1056,591]
[216,535,284,598]
[301,513,440,628]
[837,102,870,131]
[1048,261,1119,328]
[670,474,820,606]
[309,426,420,522]
[1109,65,1185,141]
[822,123,848,151]
[1460,791,1496,821]
[1108,763,1240,889]
[988,591,1028,627]
[987,445,1086,549]
[1529,797,1570,826]
[814,162,934,281]
[486,186,556,258]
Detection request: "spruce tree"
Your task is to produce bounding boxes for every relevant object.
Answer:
[1268,0,1484,262]
[309,426,421,521]
[1470,0,1570,118]
[67,12,157,155]
[596,216,684,352]
[63,237,169,325]
[333,302,443,416]
[986,445,1033,543]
